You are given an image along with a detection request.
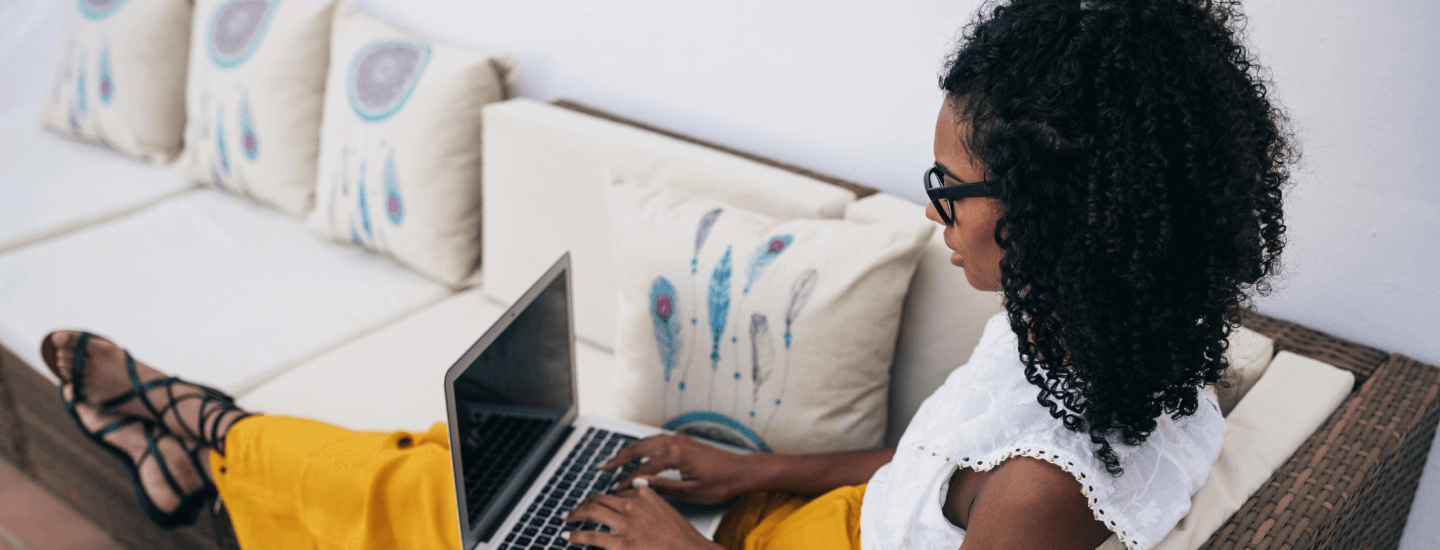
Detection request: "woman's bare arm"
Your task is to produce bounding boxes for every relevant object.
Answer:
[954,457,1112,550]
[748,447,895,494]
[602,434,894,503]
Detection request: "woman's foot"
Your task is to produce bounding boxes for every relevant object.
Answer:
[43,331,250,454]
[64,384,215,525]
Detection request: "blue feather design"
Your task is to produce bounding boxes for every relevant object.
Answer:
[745,235,793,293]
[215,105,229,172]
[785,269,818,348]
[239,95,258,161]
[98,46,113,104]
[650,277,682,382]
[707,246,732,369]
[383,150,404,225]
[76,52,87,114]
[357,161,372,238]
[693,209,722,274]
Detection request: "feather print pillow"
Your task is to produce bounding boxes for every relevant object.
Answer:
[607,179,932,454]
[41,0,193,164]
[178,0,338,217]
[305,4,511,286]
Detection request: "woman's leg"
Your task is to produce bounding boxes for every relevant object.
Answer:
[211,417,461,549]
[47,331,462,549]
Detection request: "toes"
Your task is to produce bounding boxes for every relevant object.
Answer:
[50,330,77,350]
[42,331,79,382]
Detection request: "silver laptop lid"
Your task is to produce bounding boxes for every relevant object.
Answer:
[444,254,578,549]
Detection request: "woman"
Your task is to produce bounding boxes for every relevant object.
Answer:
[44,0,1292,548]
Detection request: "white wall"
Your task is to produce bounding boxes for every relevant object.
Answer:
[357,0,1440,366]
[354,0,1440,544]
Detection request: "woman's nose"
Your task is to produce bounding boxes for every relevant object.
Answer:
[924,201,944,225]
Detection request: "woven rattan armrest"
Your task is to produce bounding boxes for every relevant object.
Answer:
[1202,312,1440,550]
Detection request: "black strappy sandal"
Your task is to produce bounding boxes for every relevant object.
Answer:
[84,414,216,527]
[43,331,252,457]
[47,334,217,527]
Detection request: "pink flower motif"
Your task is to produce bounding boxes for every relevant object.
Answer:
[244,133,256,151]
[655,295,673,319]
[768,239,786,253]
[387,195,400,215]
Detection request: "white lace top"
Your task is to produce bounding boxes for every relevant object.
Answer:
[860,313,1225,550]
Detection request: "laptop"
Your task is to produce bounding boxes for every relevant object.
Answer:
[445,253,738,550]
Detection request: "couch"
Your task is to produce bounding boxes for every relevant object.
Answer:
[0,8,1436,550]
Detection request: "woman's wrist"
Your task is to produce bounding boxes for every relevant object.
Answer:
[737,448,895,495]
[740,451,786,493]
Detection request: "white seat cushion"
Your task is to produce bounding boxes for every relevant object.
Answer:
[1155,351,1355,550]
[0,189,451,393]
[480,99,857,351]
[239,287,621,432]
[0,108,195,254]
[843,193,1004,444]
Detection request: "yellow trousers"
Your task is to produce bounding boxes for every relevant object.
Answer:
[210,416,862,550]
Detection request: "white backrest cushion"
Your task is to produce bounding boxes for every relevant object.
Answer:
[843,193,1003,443]
[1155,351,1355,550]
[1211,325,1276,416]
[481,99,856,349]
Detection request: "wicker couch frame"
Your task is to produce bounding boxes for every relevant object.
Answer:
[0,103,1434,550]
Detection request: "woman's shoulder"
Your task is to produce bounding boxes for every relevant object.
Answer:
[1015,390,1225,550]
[961,455,1116,549]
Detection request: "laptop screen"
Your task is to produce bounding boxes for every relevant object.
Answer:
[447,257,577,545]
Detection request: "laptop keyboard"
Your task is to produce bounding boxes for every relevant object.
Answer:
[463,414,559,526]
[498,427,640,550]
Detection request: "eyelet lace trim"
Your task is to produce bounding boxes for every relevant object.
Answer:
[956,445,1137,550]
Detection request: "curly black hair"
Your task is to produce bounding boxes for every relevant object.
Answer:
[940,0,1295,475]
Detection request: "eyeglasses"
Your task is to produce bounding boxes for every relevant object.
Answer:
[924,162,1001,226]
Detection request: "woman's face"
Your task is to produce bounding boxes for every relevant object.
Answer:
[926,101,1006,292]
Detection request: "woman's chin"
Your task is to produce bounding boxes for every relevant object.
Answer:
[950,252,964,267]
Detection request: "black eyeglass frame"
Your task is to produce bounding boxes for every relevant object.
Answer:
[924,163,1002,226]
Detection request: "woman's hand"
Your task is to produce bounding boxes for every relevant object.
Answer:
[598,433,756,505]
[563,485,721,550]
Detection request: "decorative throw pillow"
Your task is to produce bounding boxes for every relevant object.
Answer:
[41,0,193,164]
[178,0,338,217]
[305,5,510,286]
[607,179,933,454]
